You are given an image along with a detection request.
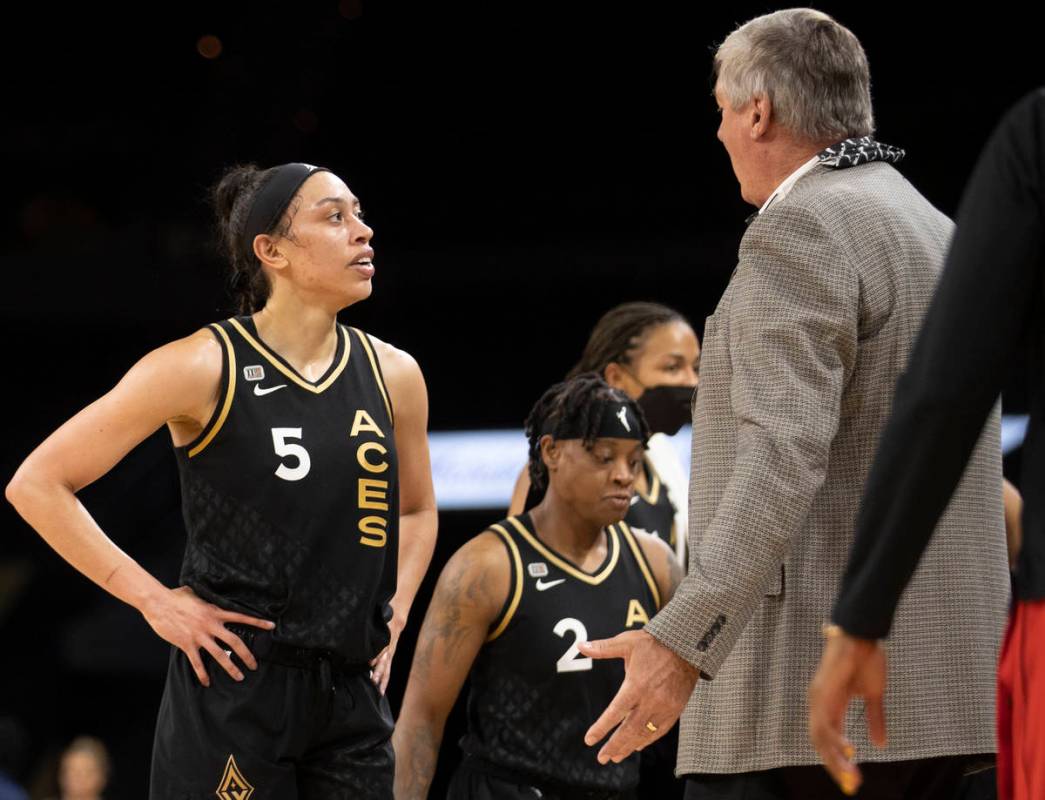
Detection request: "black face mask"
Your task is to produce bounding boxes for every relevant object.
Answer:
[637,384,695,436]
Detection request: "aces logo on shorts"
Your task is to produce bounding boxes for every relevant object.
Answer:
[216,754,254,800]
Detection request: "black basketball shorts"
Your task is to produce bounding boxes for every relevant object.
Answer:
[149,635,394,800]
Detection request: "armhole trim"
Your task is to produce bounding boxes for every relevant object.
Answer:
[486,524,524,642]
[350,327,395,428]
[620,521,662,610]
[188,324,236,458]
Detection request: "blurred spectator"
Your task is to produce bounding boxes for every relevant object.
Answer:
[48,738,109,800]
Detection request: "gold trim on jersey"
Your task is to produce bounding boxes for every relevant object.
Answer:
[350,327,394,427]
[619,521,662,610]
[506,516,620,586]
[226,317,351,394]
[188,324,237,458]
[486,524,523,642]
[634,458,661,505]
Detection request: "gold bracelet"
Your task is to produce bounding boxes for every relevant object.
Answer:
[821,623,846,639]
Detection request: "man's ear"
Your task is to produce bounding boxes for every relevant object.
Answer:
[750,93,772,139]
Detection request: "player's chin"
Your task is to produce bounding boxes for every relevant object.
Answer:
[345,278,374,302]
[595,496,630,526]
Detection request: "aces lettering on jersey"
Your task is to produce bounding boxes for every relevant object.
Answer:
[351,409,390,548]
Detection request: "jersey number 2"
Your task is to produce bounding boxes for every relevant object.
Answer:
[271,428,311,481]
[554,617,593,673]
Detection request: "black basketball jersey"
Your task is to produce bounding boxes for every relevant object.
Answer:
[460,513,660,794]
[624,459,677,549]
[523,458,677,548]
[174,316,398,664]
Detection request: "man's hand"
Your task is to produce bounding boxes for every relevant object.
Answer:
[141,585,275,687]
[579,630,699,764]
[808,629,888,796]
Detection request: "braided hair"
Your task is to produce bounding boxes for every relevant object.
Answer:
[567,301,686,379]
[524,372,650,493]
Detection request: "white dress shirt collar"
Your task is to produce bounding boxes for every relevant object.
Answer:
[757,154,821,216]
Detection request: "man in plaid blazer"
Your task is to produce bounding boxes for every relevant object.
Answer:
[580,9,1010,799]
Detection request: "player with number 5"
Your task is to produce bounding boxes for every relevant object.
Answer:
[393,373,680,799]
[6,163,437,799]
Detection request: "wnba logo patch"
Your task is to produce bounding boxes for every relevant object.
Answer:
[243,365,265,382]
[216,754,254,800]
[527,562,549,578]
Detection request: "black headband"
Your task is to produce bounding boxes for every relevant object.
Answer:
[242,163,330,260]
[542,401,646,442]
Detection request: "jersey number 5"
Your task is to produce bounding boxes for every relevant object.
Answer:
[271,428,311,481]
[554,617,593,673]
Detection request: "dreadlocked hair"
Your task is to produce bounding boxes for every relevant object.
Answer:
[567,301,685,378]
[524,372,650,493]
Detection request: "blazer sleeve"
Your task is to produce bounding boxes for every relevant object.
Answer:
[645,202,858,677]
[832,89,1045,639]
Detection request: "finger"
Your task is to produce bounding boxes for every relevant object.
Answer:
[202,638,244,682]
[213,629,258,671]
[810,702,861,797]
[218,610,276,630]
[184,647,211,688]
[584,684,638,747]
[370,654,385,688]
[825,753,862,796]
[814,731,859,795]
[379,655,392,695]
[369,646,388,688]
[597,710,665,765]
[865,694,888,748]
[369,645,389,669]
[578,634,630,661]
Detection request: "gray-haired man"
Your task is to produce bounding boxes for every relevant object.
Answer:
[580,8,1007,799]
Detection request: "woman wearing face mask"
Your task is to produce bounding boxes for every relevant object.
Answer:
[509,302,700,563]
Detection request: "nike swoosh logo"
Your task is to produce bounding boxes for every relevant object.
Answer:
[253,384,288,396]
[535,578,565,591]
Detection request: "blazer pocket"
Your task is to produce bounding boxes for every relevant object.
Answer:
[697,311,722,410]
[764,563,785,597]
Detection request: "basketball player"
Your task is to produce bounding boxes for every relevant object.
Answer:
[6,163,437,799]
[509,302,699,560]
[394,374,682,799]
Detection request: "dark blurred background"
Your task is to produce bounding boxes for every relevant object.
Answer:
[1,2,1040,796]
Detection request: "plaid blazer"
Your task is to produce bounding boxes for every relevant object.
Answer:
[644,161,1010,773]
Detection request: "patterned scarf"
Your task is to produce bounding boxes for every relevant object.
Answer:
[818,136,905,168]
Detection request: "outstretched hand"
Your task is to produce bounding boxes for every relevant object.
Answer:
[579,630,699,764]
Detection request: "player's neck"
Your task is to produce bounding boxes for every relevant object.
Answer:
[529,499,605,565]
[252,299,339,381]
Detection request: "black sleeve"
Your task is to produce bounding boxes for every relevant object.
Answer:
[831,89,1045,639]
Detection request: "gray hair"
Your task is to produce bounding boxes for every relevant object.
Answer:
[713,8,874,142]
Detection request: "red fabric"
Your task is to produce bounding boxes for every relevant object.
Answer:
[997,599,1045,800]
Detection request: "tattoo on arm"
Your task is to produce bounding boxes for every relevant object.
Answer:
[412,558,489,680]
[395,723,439,800]
[397,550,496,798]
